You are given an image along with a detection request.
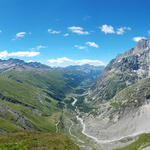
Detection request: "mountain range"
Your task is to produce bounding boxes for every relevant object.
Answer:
[0,59,104,149]
[1,40,150,150]
[80,39,150,150]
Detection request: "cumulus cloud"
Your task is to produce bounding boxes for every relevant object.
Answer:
[48,29,61,34]
[68,26,89,35]
[0,50,40,58]
[74,45,86,50]
[30,45,46,51]
[0,51,8,58]
[100,25,115,34]
[116,27,131,35]
[64,33,69,37]
[0,30,2,33]
[48,57,105,67]
[48,57,72,64]
[133,36,146,42]
[86,42,99,48]
[100,24,131,35]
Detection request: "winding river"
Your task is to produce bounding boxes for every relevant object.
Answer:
[72,97,148,144]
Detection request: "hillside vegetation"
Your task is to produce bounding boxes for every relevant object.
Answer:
[0,131,80,150]
[116,133,150,150]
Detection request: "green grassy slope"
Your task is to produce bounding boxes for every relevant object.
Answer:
[2,69,94,99]
[0,68,86,149]
[0,64,103,149]
[110,77,150,109]
[0,75,61,133]
[116,133,150,150]
[0,131,80,150]
[2,70,70,100]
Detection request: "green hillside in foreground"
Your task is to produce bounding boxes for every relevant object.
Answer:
[0,131,80,150]
[0,67,96,132]
[116,133,150,150]
[0,60,104,150]
[0,75,62,132]
[0,65,103,131]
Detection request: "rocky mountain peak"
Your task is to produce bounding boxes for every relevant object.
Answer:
[0,58,51,71]
[115,39,150,60]
[89,39,150,102]
[135,39,150,50]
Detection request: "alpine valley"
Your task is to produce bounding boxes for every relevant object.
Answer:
[1,40,150,150]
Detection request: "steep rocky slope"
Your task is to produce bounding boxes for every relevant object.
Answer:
[74,39,150,150]
[0,58,51,72]
[89,39,150,102]
[84,77,150,148]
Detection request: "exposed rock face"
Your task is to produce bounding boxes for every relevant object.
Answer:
[0,102,35,130]
[83,77,150,150]
[0,58,51,72]
[89,39,150,102]
[81,39,150,149]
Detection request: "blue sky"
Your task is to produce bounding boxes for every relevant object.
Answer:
[0,0,150,67]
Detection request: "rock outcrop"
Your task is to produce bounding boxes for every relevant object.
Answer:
[89,39,150,102]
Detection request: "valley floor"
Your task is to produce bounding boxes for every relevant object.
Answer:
[64,96,150,150]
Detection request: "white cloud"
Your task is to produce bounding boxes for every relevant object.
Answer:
[68,26,82,31]
[48,57,72,64]
[0,30,2,33]
[148,30,150,35]
[68,26,89,35]
[30,45,46,50]
[8,51,40,57]
[86,42,99,48]
[75,59,104,65]
[64,33,69,37]
[0,50,40,58]
[74,45,86,50]
[48,29,61,34]
[36,45,46,50]
[100,24,115,34]
[48,57,105,67]
[133,36,146,42]
[16,32,26,38]
[116,28,125,35]
[12,32,27,40]
[100,25,131,35]
[116,27,131,35]
[0,51,8,58]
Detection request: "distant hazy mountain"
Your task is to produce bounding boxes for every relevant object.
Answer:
[66,64,104,73]
[0,58,51,72]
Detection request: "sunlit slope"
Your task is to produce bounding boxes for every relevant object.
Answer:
[0,75,61,133]
[0,131,81,150]
[115,133,150,150]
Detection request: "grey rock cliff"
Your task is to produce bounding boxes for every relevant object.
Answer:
[89,39,150,102]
